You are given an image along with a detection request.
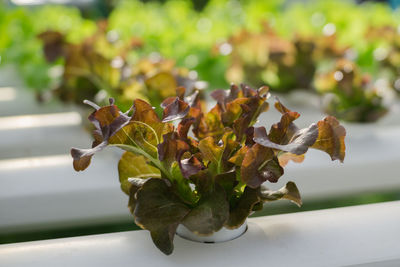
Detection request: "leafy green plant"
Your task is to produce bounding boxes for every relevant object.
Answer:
[39,26,201,113]
[221,23,345,92]
[315,59,388,122]
[0,3,96,92]
[362,25,400,94]
[107,0,284,90]
[71,83,346,255]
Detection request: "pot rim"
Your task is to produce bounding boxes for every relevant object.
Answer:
[176,221,247,243]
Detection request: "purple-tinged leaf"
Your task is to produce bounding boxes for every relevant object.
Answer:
[178,155,205,179]
[71,98,171,172]
[311,116,346,162]
[254,124,318,155]
[71,101,130,171]
[127,177,151,213]
[211,84,240,111]
[162,97,190,122]
[259,181,302,207]
[268,99,300,144]
[160,86,186,108]
[132,178,190,255]
[241,144,284,188]
[177,117,195,140]
[158,132,189,170]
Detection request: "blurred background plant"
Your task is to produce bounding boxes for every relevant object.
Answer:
[38,23,203,114]
[314,59,389,122]
[0,3,96,93]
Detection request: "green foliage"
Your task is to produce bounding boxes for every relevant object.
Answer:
[71,84,346,254]
[106,0,285,90]
[0,3,96,91]
[222,24,344,92]
[38,27,201,113]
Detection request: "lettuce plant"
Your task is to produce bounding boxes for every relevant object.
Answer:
[71,83,346,255]
[363,25,400,94]
[0,3,96,92]
[315,59,388,122]
[222,24,344,92]
[39,26,200,113]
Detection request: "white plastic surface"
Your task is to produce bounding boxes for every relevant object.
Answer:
[1,201,399,267]
[0,71,133,233]
[0,151,130,234]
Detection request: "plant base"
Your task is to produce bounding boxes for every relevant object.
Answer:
[176,221,247,243]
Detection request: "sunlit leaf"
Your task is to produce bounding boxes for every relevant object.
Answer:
[241,144,283,188]
[118,151,160,195]
[311,116,346,162]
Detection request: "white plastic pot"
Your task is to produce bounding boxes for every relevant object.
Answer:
[176,221,247,243]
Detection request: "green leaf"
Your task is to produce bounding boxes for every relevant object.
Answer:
[228,146,250,166]
[214,170,238,199]
[198,136,223,166]
[132,178,190,255]
[72,98,172,175]
[129,99,167,143]
[118,151,160,195]
[182,184,229,235]
[198,131,239,173]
